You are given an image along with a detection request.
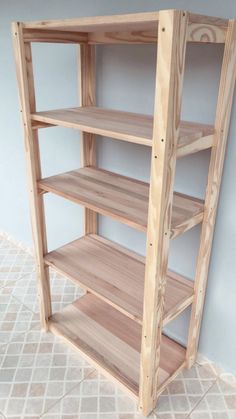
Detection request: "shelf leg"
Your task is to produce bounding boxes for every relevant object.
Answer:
[139,10,188,416]
[12,23,52,330]
[79,44,97,235]
[186,19,236,368]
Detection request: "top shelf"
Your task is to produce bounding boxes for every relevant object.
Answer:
[20,11,228,44]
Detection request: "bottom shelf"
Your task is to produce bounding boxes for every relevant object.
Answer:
[49,293,186,398]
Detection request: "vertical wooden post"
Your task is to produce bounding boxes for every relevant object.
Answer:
[186,19,236,368]
[12,22,52,329]
[79,44,97,234]
[139,10,188,416]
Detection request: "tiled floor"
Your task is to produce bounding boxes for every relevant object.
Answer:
[0,234,235,418]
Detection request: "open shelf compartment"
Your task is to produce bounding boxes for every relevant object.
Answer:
[49,292,186,397]
[31,107,214,157]
[39,167,204,237]
[45,234,194,325]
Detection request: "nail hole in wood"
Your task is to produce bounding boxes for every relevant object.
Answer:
[154,155,157,159]
[150,243,152,246]
[183,12,186,16]
[161,139,164,142]
[162,27,165,32]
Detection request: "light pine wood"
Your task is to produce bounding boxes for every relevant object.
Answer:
[22,12,160,32]
[44,234,194,325]
[79,45,97,234]
[23,28,88,43]
[23,26,226,45]
[13,8,234,417]
[38,166,204,236]
[12,23,52,329]
[21,11,227,44]
[88,30,157,45]
[186,19,236,368]
[49,293,186,397]
[139,11,188,415]
[31,106,214,154]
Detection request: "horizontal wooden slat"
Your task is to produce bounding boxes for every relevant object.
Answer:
[49,293,186,397]
[45,234,194,325]
[88,30,157,45]
[22,12,160,32]
[23,28,88,43]
[31,107,214,154]
[39,166,204,236]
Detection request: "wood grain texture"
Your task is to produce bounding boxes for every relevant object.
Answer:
[31,106,214,154]
[139,11,188,415]
[186,19,236,368]
[38,166,204,236]
[23,28,88,43]
[22,12,160,32]
[44,234,194,325]
[188,23,226,43]
[88,30,157,45]
[49,293,186,398]
[79,45,97,234]
[12,22,52,329]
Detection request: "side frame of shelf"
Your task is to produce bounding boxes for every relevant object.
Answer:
[12,22,52,329]
[139,10,189,415]
[186,18,236,367]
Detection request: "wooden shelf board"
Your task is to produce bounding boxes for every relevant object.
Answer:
[49,293,186,397]
[39,167,204,237]
[22,12,160,33]
[22,11,228,33]
[31,107,214,154]
[45,234,194,325]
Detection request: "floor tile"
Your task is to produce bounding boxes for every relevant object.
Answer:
[153,363,218,418]
[42,371,156,419]
[188,374,236,419]
[0,289,38,344]
[4,269,84,314]
[0,239,35,286]
[0,327,93,417]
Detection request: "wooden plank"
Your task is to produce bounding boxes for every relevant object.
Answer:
[189,12,228,28]
[88,30,157,45]
[22,12,159,32]
[188,23,226,43]
[186,19,236,367]
[188,13,228,43]
[139,10,188,416]
[38,166,204,236]
[31,106,214,154]
[49,293,186,398]
[79,45,97,234]
[23,28,88,43]
[44,234,194,325]
[12,22,52,329]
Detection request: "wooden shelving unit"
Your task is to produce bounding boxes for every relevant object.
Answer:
[13,10,236,416]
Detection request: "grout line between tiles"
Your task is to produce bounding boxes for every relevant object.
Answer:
[185,376,218,418]
[39,368,97,417]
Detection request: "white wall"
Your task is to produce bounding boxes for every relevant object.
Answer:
[0,0,236,374]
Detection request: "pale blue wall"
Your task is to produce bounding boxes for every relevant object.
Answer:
[0,0,235,373]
